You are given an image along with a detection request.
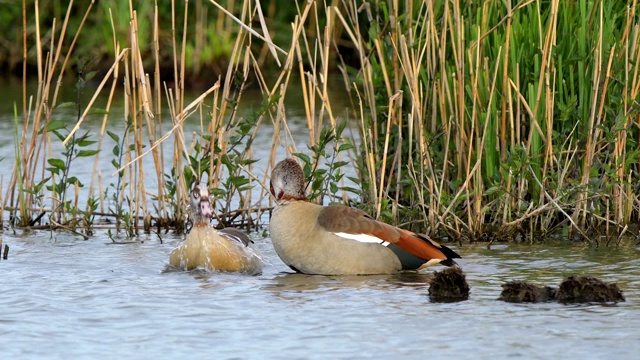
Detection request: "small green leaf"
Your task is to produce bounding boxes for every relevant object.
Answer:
[239,158,259,166]
[293,153,311,165]
[484,186,502,196]
[107,130,120,142]
[85,71,97,82]
[42,120,66,134]
[56,102,77,109]
[338,143,355,152]
[312,177,323,190]
[67,177,82,186]
[221,155,232,168]
[77,149,99,157]
[230,175,250,187]
[47,158,66,170]
[210,188,226,197]
[51,130,66,142]
[77,140,97,147]
[342,186,360,194]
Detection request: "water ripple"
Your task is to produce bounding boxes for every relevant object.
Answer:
[0,233,639,359]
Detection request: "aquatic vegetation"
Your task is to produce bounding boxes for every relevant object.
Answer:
[556,276,625,303]
[428,267,470,302]
[294,121,356,205]
[499,281,557,303]
[499,276,625,303]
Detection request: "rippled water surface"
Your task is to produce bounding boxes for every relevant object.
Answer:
[2,232,639,359]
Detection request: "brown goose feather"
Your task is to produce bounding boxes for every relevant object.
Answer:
[317,205,457,264]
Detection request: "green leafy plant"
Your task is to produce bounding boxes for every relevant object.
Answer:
[105,122,136,237]
[294,122,356,205]
[44,60,100,226]
[45,123,98,223]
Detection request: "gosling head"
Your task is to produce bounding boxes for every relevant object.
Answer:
[190,184,213,225]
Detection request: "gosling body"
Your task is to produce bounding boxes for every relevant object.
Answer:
[169,185,262,274]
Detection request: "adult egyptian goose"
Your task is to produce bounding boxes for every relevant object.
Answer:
[169,185,262,274]
[269,158,461,275]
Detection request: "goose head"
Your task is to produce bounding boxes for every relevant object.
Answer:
[270,159,307,202]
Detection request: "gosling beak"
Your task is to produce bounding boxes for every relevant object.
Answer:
[200,197,213,220]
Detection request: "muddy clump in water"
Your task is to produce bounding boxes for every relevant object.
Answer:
[499,276,625,304]
[428,267,469,302]
[499,281,557,303]
[555,276,625,303]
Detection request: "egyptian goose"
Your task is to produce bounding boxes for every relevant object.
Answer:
[169,185,263,274]
[269,158,461,275]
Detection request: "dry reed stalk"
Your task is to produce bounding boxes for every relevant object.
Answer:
[174,0,189,216]
[334,3,379,209]
[261,1,313,184]
[376,92,397,218]
[87,10,120,213]
[573,8,603,228]
[319,7,338,133]
[463,31,481,236]
[133,31,149,230]
[22,0,28,125]
[208,0,285,57]
[9,1,94,224]
[245,64,276,218]
[144,2,169,225]
[51,1,95,128]
[612,1,640,225]
[354,85,378,204]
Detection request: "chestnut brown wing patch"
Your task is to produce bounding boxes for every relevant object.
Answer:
[318,205,460,264]
[317,206,402,242]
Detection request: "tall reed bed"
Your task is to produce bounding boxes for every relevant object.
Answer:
[5,0,640,245]
[6,0,287,236]
[333,0,640,244]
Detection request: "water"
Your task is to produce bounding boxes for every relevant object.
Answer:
[1,79,640,359]
[2,233,639,359]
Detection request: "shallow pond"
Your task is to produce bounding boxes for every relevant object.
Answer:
[1,233,639,359]
[1,78,640,359]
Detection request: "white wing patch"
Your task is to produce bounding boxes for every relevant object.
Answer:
[333,232,390,246]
